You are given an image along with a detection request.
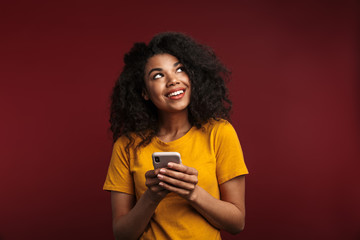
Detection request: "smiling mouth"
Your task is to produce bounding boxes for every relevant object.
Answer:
[166,89,185,98]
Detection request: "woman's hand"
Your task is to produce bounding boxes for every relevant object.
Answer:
[145,169,169,203]
[156,163,199,201]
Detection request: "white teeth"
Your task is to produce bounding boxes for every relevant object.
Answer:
[167,90,184,97]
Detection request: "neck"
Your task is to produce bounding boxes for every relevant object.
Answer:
[157,110,192,142]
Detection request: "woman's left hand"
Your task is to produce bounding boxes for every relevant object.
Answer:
[156,163,199,201]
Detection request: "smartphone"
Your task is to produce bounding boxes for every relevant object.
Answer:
[152,152,182,169]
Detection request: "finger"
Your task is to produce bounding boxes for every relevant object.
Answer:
[159,168,198,184]
[146,177,161,187]
[145,169,160,178]
[167,163,198,175]
[158,174,196,191]
[145,170,156,178]
[159,181,192,196]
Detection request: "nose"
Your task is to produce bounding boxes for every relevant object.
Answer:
[166,74,180,87]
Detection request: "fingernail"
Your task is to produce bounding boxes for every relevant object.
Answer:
[157,174,163,179]
[159,182,164,186]
[167,162,173,167]
[160,168,166,173]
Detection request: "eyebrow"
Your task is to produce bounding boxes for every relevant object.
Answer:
[147,62,181,76]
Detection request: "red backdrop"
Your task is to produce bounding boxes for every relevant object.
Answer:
[1,1,359,239]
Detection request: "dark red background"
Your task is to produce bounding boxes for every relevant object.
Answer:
[1,1,359,239]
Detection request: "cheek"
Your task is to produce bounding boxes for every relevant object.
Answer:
[147,84,163,99]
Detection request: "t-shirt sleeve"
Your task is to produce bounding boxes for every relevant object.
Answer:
[103,137,134,194]
[214,121,249,185]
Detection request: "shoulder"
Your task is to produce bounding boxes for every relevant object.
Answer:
[113,133,141,151]
[111,133,143,163]
[202,119,236,135]
[114,134,131,148]
[200,119,241,149]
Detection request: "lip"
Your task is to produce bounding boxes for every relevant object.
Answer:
[165,88,186,100]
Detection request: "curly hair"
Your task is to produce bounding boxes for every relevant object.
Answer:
[110,32,232,154]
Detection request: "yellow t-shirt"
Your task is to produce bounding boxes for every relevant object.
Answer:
[103,119,248,239]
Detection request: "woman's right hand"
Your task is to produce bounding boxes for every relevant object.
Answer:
[145,169,169,203]
[111,169,169,240]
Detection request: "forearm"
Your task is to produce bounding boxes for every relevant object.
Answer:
[189,186,245,234]
[113,190,159,240]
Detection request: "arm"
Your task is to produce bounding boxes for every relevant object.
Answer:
[111,169,168,240]
[157,163,246,234]
[190,176,246,233]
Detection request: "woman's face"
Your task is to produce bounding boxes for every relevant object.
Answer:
[143,53,191,114]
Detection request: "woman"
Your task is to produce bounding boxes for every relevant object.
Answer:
[103,32,248,240]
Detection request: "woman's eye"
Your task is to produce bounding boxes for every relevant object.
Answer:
[176,67,184,73]
[153,73,162,79]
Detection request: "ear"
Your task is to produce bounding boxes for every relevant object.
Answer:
[142,89,149,100]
